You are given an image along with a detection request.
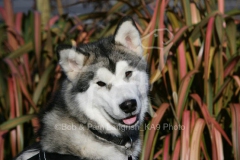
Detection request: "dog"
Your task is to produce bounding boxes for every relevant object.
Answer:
[15,16,149,160]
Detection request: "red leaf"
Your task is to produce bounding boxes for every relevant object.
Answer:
[10,129,17,157]
[47,15,59,29]
[230,103,240,160]
[181,110,190,160]
[177,70,198,118]
[190,119,205,160]
[153,149,162,159]
[4,0,19,50]
[177,41,187,80]
[210,117,232,145]
[12,77,20,117]
[157,0,166,71]
[213,127,224,160]
[8,77,17,157]
[171,26,189,44]
[163,134,171,160]
[204,17,215,80]
[144,0,160,57]
[4,59,20,75]
[172,70,197,150]
[18,77,38,112]
[224,56,240,78]
[23,54,32,87]
[0,131,8,160]
[190,94,232,146]
[34,11,42,72]
[201,140,209,159]
[144,103,169,160]
[5,59,37,112]
[8,77,15,119]
[15,12,23,35]
[171,138,181,160]
[0,7,6,21]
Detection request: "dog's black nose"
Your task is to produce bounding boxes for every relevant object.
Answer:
[119,99,137,113]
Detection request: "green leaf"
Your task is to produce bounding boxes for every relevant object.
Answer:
[7,42,33,59]
[0,71,7,110]
[181,0,191,25]
[166,11,180,28]
[32,64,55,105]
[23,11,34,42]
[0,114,36,131]
[215,15,224,43]
[191,11,219,41]
[225,18,237,56]
[226,9,240,17]
[78,12,107,20]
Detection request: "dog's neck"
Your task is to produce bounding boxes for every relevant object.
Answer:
[89,127,138,148]
[89,127,139,160]
[40,110,142,160]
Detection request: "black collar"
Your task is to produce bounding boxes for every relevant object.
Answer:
[89,128,136,149]
[28,150,83,160]
[30,150,132,160]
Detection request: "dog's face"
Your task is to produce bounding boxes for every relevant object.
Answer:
[57,17,149,135]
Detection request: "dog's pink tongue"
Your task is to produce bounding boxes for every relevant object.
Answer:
[122,116,137,125]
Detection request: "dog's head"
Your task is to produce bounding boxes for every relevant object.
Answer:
[57,17,149,135]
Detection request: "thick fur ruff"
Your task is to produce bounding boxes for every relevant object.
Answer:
[16,16,149,160]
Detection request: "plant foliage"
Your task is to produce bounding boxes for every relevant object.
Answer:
[0,0,240,159]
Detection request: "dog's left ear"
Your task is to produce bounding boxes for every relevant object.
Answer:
[114,17,143,56]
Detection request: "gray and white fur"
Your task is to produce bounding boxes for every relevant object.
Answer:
[16,16,149,160]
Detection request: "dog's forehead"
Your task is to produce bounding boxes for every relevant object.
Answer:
[96,61,130,77]
[83,42,145,73]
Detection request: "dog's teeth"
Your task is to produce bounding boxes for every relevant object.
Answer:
[122,116,137,125]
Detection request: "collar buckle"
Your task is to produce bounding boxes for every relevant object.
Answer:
[125,136,133,149]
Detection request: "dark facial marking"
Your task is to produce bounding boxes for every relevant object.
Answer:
[72,72,94,93]
[98,43,116,73]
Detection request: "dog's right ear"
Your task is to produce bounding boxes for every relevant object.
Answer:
[56,45,89,81]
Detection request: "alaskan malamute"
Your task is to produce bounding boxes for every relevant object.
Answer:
[16,16,149,160]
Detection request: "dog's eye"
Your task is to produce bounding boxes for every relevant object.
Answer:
[97,81,106,87]
[125,71,132,78]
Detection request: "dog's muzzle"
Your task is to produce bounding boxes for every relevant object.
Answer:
[119,99,139,125]
[119,99,137,113]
